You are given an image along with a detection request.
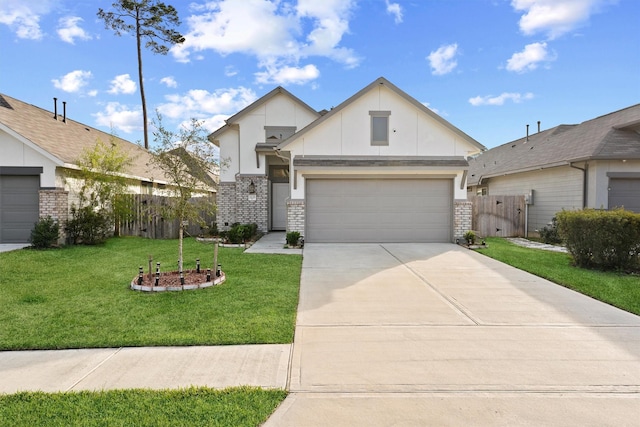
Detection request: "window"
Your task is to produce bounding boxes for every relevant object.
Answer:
[370,111,390,146]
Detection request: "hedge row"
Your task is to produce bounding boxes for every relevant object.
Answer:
[556,209,640,270]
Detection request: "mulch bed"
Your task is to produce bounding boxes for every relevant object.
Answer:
[137,269,221,287]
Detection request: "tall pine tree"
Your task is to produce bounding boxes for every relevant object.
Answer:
[98,1,185,149]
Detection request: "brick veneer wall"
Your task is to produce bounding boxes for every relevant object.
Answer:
[286,199,305,235]
[39,188,69,242]
[454,199,472,240]
[216,182,236,231]
[217,176,269,233]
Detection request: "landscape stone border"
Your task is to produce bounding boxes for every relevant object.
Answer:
[130,272,226,292]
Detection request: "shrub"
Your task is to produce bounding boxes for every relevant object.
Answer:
[286,231,301,247]
[226,223,258,244]
[556,208,640,270]
[463,230,476,244]
[65,206,112,245]
[538,216,562,244]
[30,216,60,249]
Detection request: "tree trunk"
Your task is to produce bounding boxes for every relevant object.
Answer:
[135,6,149,149]
[178,224,183,273]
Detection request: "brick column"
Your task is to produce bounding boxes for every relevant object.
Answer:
[39,188,69,243]
[286,199,305,236]
[454,199,473,241]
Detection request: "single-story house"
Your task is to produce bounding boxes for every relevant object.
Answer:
[467,104,640,235]
[0,93,216,243]
[209,77,486,243]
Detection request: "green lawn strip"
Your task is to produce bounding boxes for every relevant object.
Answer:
[476,237,640,316]
[0,237,302,350]
[0,386,286,427]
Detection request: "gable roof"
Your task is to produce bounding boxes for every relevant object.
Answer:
[0,93,161,182]
[277,77,486,152]
[208,86,320,145]
[467,104,640,186]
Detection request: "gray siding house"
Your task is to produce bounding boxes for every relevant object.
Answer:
[467,104,640,235]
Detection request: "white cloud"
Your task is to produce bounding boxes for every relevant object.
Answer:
[160,76,178,88]
[171,0,300,62]
[108,74,137,95]
[255,64,320,85]
[427,43,459,75]
[511,0,608,39]
[52,70,92,93]
[469,92,534,106]
[224,66,238,77]
[57,16,91,44]
[0,0,55,40]
[172,0,359,82]
[157,87,257,133]
[94,102,143,134]
[506,42,555,73]
[385,0,403,24]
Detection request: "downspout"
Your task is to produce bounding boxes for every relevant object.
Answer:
[569,162,587,208]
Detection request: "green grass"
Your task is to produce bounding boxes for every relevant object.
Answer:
[0,237,302,350]
[476,237,640,316]
[0,387,286,427]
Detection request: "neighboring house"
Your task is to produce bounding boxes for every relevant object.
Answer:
[0,93,216,243]
[467,104,640,235]
[209,77,486,243]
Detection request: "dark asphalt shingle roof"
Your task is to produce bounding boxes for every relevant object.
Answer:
[468,104,640,185]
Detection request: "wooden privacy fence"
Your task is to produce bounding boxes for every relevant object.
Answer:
[469,195,526,238]
[117,194,216,239]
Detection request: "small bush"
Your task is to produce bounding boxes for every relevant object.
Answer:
[463,230,476,244]
[538,217,562,244]
[30,216,60,249]
[65,206,112,245]
[286,231,301,247]
[556,208,640,270]
[226,223,259,244]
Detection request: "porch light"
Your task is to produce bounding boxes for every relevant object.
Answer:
[248,180,256,194]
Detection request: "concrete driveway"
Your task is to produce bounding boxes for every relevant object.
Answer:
[265,243,640,426]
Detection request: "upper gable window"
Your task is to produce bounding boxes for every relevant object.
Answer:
[370,111,391,146]
[264,126,296,143]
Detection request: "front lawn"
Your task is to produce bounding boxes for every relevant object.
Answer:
[476,237,640,316]
[0,237,302,350]
[0,387,286,427]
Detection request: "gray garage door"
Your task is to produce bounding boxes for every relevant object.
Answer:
[306,178,452,243]
[609,178,640,213]
[0,175,40,243]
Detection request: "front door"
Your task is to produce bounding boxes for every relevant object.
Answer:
[272,182,289,230]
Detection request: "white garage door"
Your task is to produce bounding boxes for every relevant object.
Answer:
[0,175,40,243]
[609,178,640,213]
[306,178,452,243]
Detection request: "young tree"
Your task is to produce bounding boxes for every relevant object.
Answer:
[97,1,185,149]
[70,136,134,243]
[149,113,217,275]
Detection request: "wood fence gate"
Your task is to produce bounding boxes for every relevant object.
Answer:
[469,195,526,238]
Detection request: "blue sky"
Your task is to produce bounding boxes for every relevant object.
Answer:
[1,0,638,150]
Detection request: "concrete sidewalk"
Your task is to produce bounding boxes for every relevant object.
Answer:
[265,243,640,426]
[0,345,291,394]
[244,232,302,255]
